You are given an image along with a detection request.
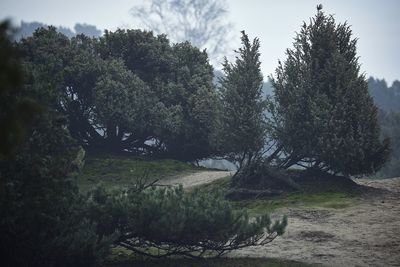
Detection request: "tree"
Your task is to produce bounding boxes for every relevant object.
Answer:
[130,0,233,63]
[271,5,389,176]
[1,22,112,266]
[87,184,287,259]
[159,41,220,160]
[96,29,221,160]
[18,27,220,161]
[219,31,267,170]
[0,21,41,159]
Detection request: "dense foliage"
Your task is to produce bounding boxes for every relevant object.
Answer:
[1,23,112,267]
[18,27,219,161]
[0,20,290,265]
[0,113,113,267]
[0,21,40,158]
[270,6,389,176]
[219,31,268,170]
[3,3,396,264]
[87,184,287,258]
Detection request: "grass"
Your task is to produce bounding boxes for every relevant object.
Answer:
[233,191,354,216]
[77,156,354,266]
[77,154,203,192]
[106,247,312,267]
[195,176,356,216]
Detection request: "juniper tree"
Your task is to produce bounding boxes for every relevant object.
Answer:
[19,28,220,161]
[271,5,389,175]
[219,31,267,170]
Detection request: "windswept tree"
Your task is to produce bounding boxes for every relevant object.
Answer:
[131,0,233,63]
[18,27,220,161]
[271,5,389,175]
[219,31,267,170]
[88,184,287,259]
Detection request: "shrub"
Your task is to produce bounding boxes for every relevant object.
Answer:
[87,184,287,258]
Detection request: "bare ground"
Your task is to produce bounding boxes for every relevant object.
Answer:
[159,171,400,266]
[157,170,233,189]
[234,177,400,267]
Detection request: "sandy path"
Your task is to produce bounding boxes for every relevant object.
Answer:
[234,177,400,267]
[158,172,400,266]
[157,170,233,188]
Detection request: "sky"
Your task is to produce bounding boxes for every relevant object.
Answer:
[1,0,399,84]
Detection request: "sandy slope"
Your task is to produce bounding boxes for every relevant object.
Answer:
[157,170,233,188]
[159,171,400,266]
[234,177,400,267]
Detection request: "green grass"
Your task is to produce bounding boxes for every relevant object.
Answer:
[77,154,202,192]
[233,192,354,216]
[106,247,312,267]
[195,176,356,216]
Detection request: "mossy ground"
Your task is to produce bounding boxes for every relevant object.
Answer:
[233,191,353,216]
[195,176,356,215]
[77,154,203,192]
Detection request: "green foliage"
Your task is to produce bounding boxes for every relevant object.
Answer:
[219,31,267,169]
[87,184,287,259]
[0,112,113,267]
[158,41,221,160]
[18,27,220,161]
[271,6,389,175]
[0,21,41,158]
[1,24,113,265]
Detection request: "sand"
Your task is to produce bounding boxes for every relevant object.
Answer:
[234,177,400,267]
[160,171,400,266]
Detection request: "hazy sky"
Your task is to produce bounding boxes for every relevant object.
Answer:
[1,0,399,84]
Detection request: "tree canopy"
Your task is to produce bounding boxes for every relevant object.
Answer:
[270,6,389,176]
[219,31,267,170]
[18,27,220,161]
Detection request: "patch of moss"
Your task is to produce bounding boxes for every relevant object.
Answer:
[77,154,202,192]
[195,176,355,216]
[232,191,354,216]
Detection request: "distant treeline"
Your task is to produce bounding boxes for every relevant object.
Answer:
[368,77,400,178]
[14,21,102,40]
